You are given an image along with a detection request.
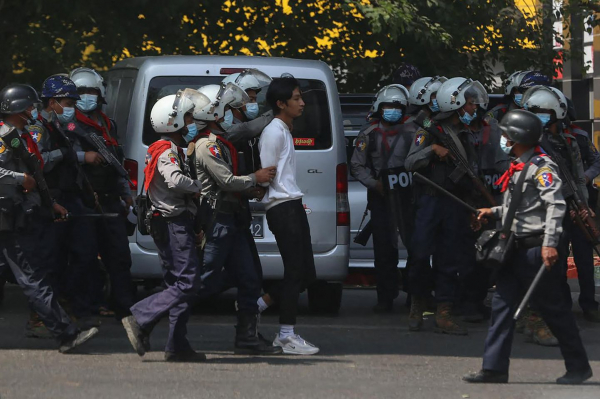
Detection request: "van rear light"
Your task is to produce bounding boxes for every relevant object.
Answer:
[220,68,246,75]
[336,163,350,226]
[124,158,138,192]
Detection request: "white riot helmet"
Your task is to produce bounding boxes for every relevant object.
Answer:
[222,68,272,93]
[370,84,409,114]
[150,95,183,133]
[504,70,528,96]
[408,76,448,106]
[69,67,106,99]
[193,83,249,122]
[521,85,567,120]
[436,77,489,113]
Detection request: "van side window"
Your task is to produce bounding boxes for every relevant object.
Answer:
[105,71,137,140]
[142,76,333,151]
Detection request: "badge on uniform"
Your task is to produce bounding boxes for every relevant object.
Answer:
[415,132,426,146]
[145,152,152,165]
[168,152,179,166]
[29,125,43,143]
[207,142,221,159]
[0,139,5,154]
[356,138,366,152]
[67,122,76,131]
[537,172,553,187]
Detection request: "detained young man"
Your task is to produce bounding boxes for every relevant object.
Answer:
[257,77,319,355]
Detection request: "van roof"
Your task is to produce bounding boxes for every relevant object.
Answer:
[111,55,330,74]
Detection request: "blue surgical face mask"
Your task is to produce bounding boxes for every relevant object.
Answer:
[244,103,260,120]
[536,113,552,126]
[500,135,513,155]
[513,93,523,107]
[459,110,477,125]
[76,94,98,112]
[429,99,440,113]
[382,108,403,123]
[183,123,198,143]
[220,110,234,130]
[30,108,38,122]
[56,102,75,124]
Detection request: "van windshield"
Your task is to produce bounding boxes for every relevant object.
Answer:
[143,76,332,150]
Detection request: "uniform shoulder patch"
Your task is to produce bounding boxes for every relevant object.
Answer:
[536,170,554,187]
[0,139,5,154]
[414,130,427,146]
[29,125,43,143]
[167,151,179,166]
[206,141,222,159]
[355,137,367,152]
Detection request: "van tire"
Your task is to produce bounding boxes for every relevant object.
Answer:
[308,281,343,314]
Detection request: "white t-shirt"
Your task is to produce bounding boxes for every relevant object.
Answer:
[258,118,303,210]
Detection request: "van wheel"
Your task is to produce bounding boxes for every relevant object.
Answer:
[308,281,343,314]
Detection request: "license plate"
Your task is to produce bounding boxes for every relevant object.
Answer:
[250,215,264,238]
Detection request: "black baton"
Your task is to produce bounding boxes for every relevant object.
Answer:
[61,213,120,221]
[413,172,480,216]
[514,263,546,320]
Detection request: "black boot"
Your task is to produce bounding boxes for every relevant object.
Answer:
[234,312,282,355]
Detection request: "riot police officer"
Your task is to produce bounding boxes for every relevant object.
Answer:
[350,84,413,314]
[190,83,282,355]
[32,75,101,329]
[564,103,600,322]
[122,93,206,361]
[68,67,135,319]
[464,109,592,385]
[405,77,489,335]
[0,84,98,352]
[486,71,551,123]
[221,68,274,174]
[407,76,448,119]
[522,85,591,342]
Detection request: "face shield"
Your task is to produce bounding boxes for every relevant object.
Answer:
[170,88,211,127]
[213,82,250,110]
[235,69,272,92]
[456,80,488,109]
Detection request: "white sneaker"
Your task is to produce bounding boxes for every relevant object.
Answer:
[273,333,320,355]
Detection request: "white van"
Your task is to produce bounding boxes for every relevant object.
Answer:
[104,55,349,313]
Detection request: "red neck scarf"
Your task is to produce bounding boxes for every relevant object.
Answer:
[144,140,174,190]
[198,130,239,175]
[75,109,118,147]
[497,147,547,192]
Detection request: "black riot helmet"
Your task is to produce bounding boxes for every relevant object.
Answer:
[0,84,41,115]
[499,109,543,146]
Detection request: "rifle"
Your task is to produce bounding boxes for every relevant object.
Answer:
[4,127,54,218]
[414,112,496,207]
[84,132,133,186]
[541,133,600,258]
[51,119,101,212]
[413,172,480,216]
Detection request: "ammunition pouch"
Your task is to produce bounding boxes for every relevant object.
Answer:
[0,197,15,232]
[149,212,168,245]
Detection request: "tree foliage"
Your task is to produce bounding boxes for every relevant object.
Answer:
[0,0,597,93]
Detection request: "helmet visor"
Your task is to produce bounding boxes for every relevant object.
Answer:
[236,69,272,91]
[171,88,210,126]
[217,82,250,109]
[458,80,488,107]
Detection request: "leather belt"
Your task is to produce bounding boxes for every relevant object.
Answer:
[515,235,544,249]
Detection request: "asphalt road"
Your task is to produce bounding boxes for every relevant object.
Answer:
[1,285,599,399]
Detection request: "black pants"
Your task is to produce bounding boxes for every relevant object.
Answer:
[482,245,589,373]
[560,217,599,312]
[0,217,77,341]
[266,199,316,325]
[368,191,400,303]
[92,195,135,319]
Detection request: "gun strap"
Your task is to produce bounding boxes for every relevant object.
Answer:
[501,153,534,235]
[356,205,369,233]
